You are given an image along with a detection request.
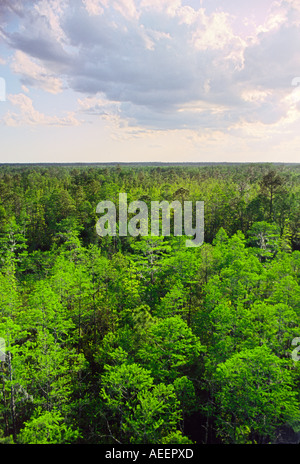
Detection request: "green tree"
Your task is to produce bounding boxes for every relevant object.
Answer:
[213,346,300,444]
[100,362,188,444]
[247,221,280,261]
[123,383,182,444]
[0,269,29,440]
[260,170,285,220]
[137,316,205,382]
[17,408,80,444]
[100,362,154,443]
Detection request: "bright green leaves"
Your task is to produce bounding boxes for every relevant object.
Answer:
[25,280,73,336]
[0,164,299,445]
[196,229,300,443]
[101,363,154,416]
[24,329,86,413]
[207,300,299,366]
[0,258,88,440]
[100,362,186,444]
[123,383,182,444]
[157,281,189,319]
[98,316,204,444]
[17,408,80,444]
[213,346,300,444]
[0,217,28,273]
[247,221,280,261]
[137,316,205,382]
[160,430,194,444]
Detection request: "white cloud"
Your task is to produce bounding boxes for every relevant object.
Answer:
[280,0,300,25]
[140,0,181,16]
[34,0,68,42]
[21,85,29,93]
[241,88,273,103]
[83,0,138,19]
[2,0,300,140]
[11,50,63,94]
[78,94,121,122]
[3,93,80,127]
[191,11,237,51]
[113,0,139,20]
[82,0,105,16]
[256,2,288,35]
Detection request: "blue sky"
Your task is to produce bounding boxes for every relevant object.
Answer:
[0,0,300,163]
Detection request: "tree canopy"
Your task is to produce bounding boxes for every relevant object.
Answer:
[0,163,299,444]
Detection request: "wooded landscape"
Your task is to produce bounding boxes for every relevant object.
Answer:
[0,162,299,444]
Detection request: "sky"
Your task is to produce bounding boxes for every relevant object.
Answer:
[0,0,300,164]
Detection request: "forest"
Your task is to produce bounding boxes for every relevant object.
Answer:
[0,162,299,445]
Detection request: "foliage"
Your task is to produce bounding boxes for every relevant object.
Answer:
[213,346,300,443]
[17,408,80,444]
[0,163,299,444]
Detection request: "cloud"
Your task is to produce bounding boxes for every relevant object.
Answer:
[34,0,68,42]
[9,32,69,66]
[3,93,80,127]
[190,10,239,51]
[5,1,70,69]
[0,0,33,20]
[82,0,105,16]
[11,51,63,94]
[240,24,300,90]
[1,0,300,134]
[112,0,139,20]
[61,4,246,112]
[140,0,181,16]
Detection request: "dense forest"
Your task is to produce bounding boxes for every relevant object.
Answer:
[0,162,299,445]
